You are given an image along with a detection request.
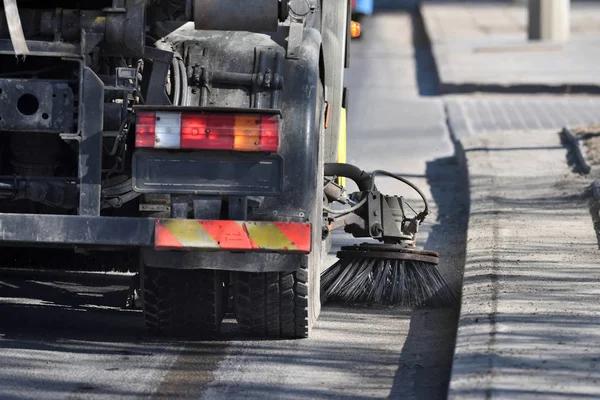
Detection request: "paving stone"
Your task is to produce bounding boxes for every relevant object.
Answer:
[446,96,600,138]
[450,129,600,400]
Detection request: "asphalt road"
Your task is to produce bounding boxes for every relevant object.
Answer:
[0,268,459,399]
[0,8,468,400]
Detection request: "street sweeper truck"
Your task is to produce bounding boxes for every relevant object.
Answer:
[0,0,453,339]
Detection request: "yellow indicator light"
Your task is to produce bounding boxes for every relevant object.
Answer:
[351,21,361,38]
[233,115,262,151]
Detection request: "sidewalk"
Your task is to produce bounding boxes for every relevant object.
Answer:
[449,129,600,399]
[421,2,600,91]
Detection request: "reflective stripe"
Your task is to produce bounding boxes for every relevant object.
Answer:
[161,219,218,248]
[245,222,297,251]
[154,219,311,253]
[337,107,347,187]
[197,220,256,250]
[154,221,184,249]
[273,222,310,251]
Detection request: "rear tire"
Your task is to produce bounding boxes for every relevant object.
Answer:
[233,259,314,338]
[142,266,225,338]
[233,77,326,339]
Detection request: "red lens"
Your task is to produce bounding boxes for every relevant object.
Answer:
[135,112,156,148]
[260,115,279,152]
[207,114,236,150]
[181,114,235,150]
[180,113,208,149]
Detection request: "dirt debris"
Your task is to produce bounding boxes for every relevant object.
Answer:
[570,125,600,166]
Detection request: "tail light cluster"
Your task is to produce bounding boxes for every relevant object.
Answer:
[135,111,280,152]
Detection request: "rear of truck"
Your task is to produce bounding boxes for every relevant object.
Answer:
[0,0,350,338]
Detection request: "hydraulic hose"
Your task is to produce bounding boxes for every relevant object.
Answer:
[323,196,367,215]
[324,163,373,191]
[369,170,430,220]
[324,163,430,222]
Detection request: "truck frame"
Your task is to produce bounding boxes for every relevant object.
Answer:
[0,0,350,338]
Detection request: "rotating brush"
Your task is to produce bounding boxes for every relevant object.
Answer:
[321,164,456,307]
[321,244,455,307]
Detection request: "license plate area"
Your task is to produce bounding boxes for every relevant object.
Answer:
[133,150,283,196]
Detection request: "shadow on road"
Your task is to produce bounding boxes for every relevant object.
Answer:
[388,153,470,399]
[0,270,233,399]
[0,272,144,343]
[0,268,417,399]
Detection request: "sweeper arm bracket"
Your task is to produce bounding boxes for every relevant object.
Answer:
[323,163,429,244]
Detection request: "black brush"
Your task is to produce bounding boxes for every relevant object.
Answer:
[321,244,456,307]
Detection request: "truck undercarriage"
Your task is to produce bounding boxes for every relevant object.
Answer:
[0,0,349,339]
[0,0,437,339]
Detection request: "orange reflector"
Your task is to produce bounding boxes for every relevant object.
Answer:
[154,219,311,253]
[351,21,361,38]
[234,115,262,151]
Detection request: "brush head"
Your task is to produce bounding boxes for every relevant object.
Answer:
[321,244,456,307]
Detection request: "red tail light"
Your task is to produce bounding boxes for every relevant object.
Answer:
[135,113,157,147]
[135,111,280,152]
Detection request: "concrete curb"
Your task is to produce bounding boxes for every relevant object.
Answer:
[560,127,592,175]
[589,180,600,246]
[447,130,600,399]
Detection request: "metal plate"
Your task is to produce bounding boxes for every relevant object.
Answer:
[0,213,155,246]
[132,150,283,196]
[155,219,311,253]
[193,0,279,32]
[0,79,74,132]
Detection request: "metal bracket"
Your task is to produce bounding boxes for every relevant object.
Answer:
[0,79,75,133]
[140,46,173,105]
[187,44,284,108]
[228,197,248,220]
[366,191,383,239]
[287,21,303,59]
[193,197,222,220]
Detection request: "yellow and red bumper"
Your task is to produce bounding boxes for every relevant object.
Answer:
[154,219,311,253]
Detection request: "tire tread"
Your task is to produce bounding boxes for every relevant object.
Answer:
[143,268,224,338]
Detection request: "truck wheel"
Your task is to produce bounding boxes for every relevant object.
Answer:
[233,81,325,339]
[142,266,225,338]
[233,260,314,338]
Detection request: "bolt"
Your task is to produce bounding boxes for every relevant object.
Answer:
[321,227,329,240]
[370,223,383,236]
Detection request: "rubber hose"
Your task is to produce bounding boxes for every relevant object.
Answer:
[324,163,373,191]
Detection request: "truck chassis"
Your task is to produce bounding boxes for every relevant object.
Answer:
[0,0,350,339]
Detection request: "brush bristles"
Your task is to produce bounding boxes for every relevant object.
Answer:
[321,257,456,307]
